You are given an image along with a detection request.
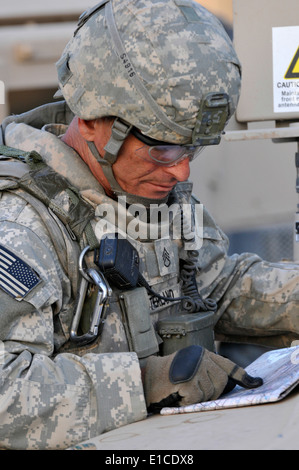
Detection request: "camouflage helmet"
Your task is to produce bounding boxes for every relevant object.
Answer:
[56,0,241,147]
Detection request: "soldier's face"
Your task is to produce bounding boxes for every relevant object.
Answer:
[112,133,191,199]
[79,117,190,199]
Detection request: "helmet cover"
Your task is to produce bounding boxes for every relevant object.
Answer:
[56,0,241,145]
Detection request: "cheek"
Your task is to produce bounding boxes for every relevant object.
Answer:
[113,154,156,180]
[113,155,135,177]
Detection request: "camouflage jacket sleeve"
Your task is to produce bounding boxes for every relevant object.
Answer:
[214,251,299,348]
[193,202,299,348]
[0,192,146,450]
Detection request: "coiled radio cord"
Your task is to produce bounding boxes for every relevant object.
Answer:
[179,203,217,313]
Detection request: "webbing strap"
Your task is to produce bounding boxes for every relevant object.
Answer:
[0,144,45,170]
[0,160,29,179]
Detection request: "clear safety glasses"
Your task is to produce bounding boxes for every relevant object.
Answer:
[132,128,205,167]
[135,144,204,167]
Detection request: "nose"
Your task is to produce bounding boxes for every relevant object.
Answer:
[163,157,190,182]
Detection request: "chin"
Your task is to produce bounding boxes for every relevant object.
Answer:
[141,190,170,199]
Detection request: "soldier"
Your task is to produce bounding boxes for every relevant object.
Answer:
[0,0,297,450]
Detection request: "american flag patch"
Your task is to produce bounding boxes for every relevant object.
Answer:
[0,245,41,299]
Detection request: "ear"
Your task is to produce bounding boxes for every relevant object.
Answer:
[77,118,97,141]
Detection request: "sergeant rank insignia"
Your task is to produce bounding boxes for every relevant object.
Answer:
[0,245,41,299]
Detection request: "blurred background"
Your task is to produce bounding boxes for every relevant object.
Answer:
[0,0,298,365]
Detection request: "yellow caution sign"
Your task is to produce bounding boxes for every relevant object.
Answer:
[285,46,299,79]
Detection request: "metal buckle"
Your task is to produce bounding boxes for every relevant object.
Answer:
[70,246,112,346]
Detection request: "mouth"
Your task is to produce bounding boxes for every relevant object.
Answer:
[146,182,176,191]
[145,184,175,197]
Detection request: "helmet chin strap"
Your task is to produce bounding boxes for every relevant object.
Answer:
[87,118,169,207]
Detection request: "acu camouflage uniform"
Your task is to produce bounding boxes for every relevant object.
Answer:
[0,101,298,450]
[0,0,298,451]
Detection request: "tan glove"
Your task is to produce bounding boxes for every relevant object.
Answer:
[144,345,263,413]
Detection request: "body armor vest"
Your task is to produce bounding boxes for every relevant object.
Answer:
[0,144,216,360]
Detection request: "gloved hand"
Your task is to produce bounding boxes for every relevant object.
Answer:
[144,345,263,413]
